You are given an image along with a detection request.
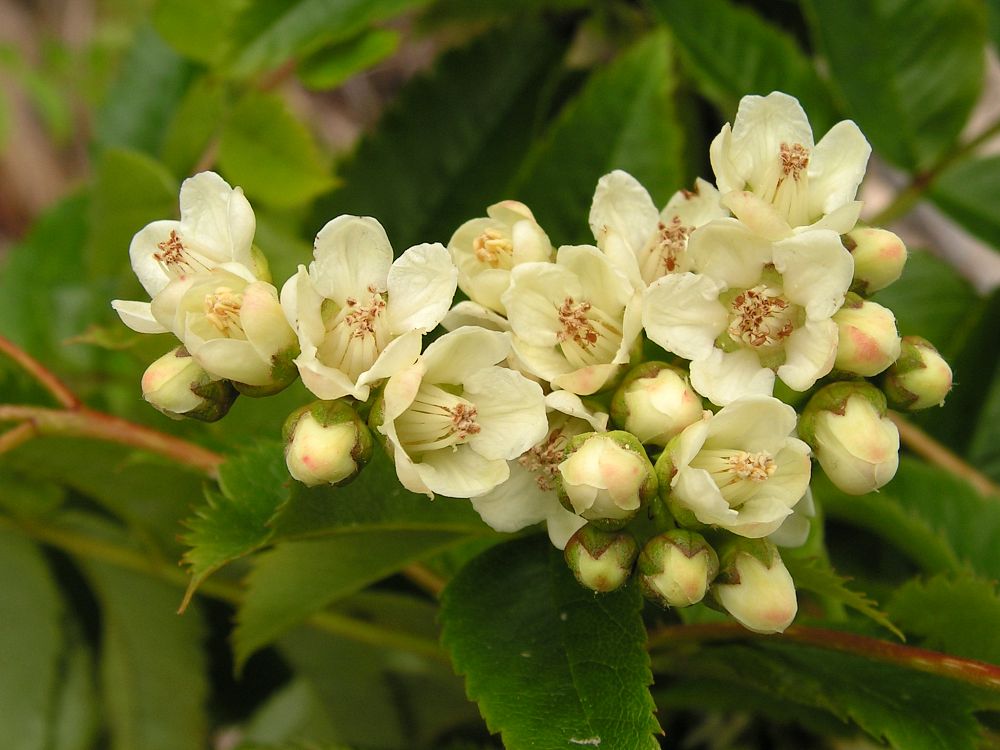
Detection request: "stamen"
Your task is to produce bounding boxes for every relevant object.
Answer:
[727,285,794,349]
[473,229,514,269]
[518,428,569,491]
[153,230,208,275]
[203,287,245,338]
[394,383,481,454]
[641,217,693,282]
[726,450,776,482]
[557,297,598,349]
[344,284,386,339]
[779,142,810,182]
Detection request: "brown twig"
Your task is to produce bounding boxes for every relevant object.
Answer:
[402,562,447,598]
[890,411,999,497]
[0,421,37,454]
[0,333,79,408]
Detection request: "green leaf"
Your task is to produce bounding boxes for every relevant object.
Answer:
[181,441,290,606]
[511,30,685,244]
[95,24,196,156]
[888,575,1000,665]
[152,0,248,67]
[87,148,178,282]
[440,535,661,750]
[160,75,229,177]
[785,556,902,639]
[805,0,986,170]
[816,457,1000,579]
[226,0,427,78]
[968,360,1000,482]
[239,678,340,746]
[929,154,1000,251]
[0,530,64,750]
[218,91,334,207]
[234,530,468,666]
[652,0,836,132]
[297,28,400,90]
[314,20,566,250]
[655,637,1000,750]
[50,625,101,750]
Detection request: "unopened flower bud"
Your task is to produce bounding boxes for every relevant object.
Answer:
[611,362,704,447]
[557,431,657,530]
[883,336,953,410]
[799,382,899,495]
[638,530,718,608]
[283,400,373,487]
[832,294,900,377]
[141,346,237,422]
[564,524,638,593]
[712,538,796,634]
[844,227,907,295]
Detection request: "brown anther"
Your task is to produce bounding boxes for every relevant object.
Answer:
[656,217,693,273]
[727,450,776,482]
[728,286,794,349]
[154,230,187,267]
[557,297,598,349]
[344,291,386,339]
[779,142,810,181]
[448,403,481,439]
[518,428,568,491]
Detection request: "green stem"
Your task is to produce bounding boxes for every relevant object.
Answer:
[648,622,1000,691]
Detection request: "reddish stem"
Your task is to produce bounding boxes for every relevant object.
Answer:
[0,334,79,408]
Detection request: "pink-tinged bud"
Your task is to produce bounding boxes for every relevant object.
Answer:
[610,362,705,447]
[844,227,907,295]
[141,346,237,422]
[564,525,639,593]
[799,382,899,495]
[883,336,953,411]
[283,400,373,487]
[638,530,718,608]
[557,431,657,530]
[832,294,901,377]
[712,538,796,634]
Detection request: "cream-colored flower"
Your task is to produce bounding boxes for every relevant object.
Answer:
[448,201,553,315]
[503,245,642,395]
[589,170,727,288]
[713,539,797,634]
[378,327,547,499]
[281,215,457,402]
[710,92,870,240]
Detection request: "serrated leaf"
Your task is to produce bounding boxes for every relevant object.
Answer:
[234,530,467,666]
[440,535,661,750]
[218,91,334,207]
[0,530,64,750]
[816,457,1000,579]
[296,28,400,91]
[314,21,566,250]
[181,440,290,607]
[511,30,685,244]
[652,0,836,132]
[805,0,986,171]
[888,575,1000,665]
[929,154,1000,252]
[784,556,902,639]
[655,636,1000,750]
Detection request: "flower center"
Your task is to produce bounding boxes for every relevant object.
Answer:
[689,448,777,507]
[727,450,777,482]
[394,383,481,456]
[154,230,210,276]
[554,296,624,369]
[518,427,570,491]
[203,287,245,338]
[344,285,387,339]
[557,297,598,349]
[316,285,390,381]
[473,228,514,269]
[640,218,693,284]
[779,142,810,181]
[727,285,795,350]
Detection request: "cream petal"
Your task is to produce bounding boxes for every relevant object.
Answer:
[690,348,775,406]
[441,301,510,332]
[545,506,587,550]
[765,441,813,502]
[504,262,578,347]
[809,120,871,217]
[729,92,814,179]
[642,273,728,361]
[687,219,772,288]
[297,355,365,401]
[510,217,553,263]
[382,364,424,423]
[357,331,422,390]
[227,187,256,268]
[802,200,862,236]
[720,191,792,242]
[704,396,797,454]
[510,338,571,384]
[178,172,237,262]
[544,390,609,431]
[551,362,621,396]
[413,445,510,498]
[662,178,728,227]
[589,170,659,287]
[312,215,393,302]
[777,320,838,392]
[673,465,737,526]
[283,267,325,347]
[487,199,536,226]
[421,327,510,385]
[470,462,552,532]
[386,243,458,333]
[111,299,168,334]
[129,220,182,297]
[241,282,297,362]
[709,124,741,195]
[150,277,195,336]
[773,230,853,319]
[465,366,547,460]
[193,338,271,385]
[722,496,793,538]
[669,417,711,472]
[556,244,633,313]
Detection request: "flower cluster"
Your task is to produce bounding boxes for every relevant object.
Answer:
[115,92,953,635]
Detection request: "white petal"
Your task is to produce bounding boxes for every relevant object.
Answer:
[801,200,862,236]
[670,417,711,472]
[551,363,622,396]
[283,266,325,347]
[729,92,814,174]
[465,367,547,460]
[471,462,552,531]
[311,215,392,302]
[810,120,871,217]
[111,299,168,333]
[557,244,632,314]
[687,219,771,288]
[413,445,510,498]
[662,177,728,227]
[241,282,297,362]
[544,390,609,431]
[193,338,271,385]
[386,243,458,333]
[589,170,658,288]
[673,465,738,527]
[545,507,587,550]
[690,348,775,406]
[642,273,728,360]
[421,327,510,385]
[356,331,422,390]
[227,187,256,268]
[296,354,364,401]
[705,396,798,453]
[709,124,741,195]
[178,172,238,262]
[441,301,511,332]
[129,220,181,297]
[720,191,792,242]
[503,262,576,347]
[773,230,853,319]
[510,337,571,384]
[721,496,793,538]
[777,319,838,391]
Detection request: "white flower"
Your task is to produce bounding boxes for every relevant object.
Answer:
[112,171,264,334]
[149,266,298,389]
[664,396,812,538]
[611,362,705,447]
[448,201,553,315]
[589,170,728,288]
[378,327,548,499]
[281,215,458,402]
[642,220,853,405]
[470,391,607,549]
[713,540,797,634]
[710,92,871,240]
[503,245,642,395]
[767,489,815,548]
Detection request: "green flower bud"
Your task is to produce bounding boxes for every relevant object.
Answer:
[712,538,796,634]
[844,227,907,295]
[882,336,953,410]
[283,400,373,487]
[832,293,900,377]
[564,524,639,593]
[557,431,657,530]
[610,362,704,447]
[638,530,718,608]
[799,382,899,495]
[141,346,237,422]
